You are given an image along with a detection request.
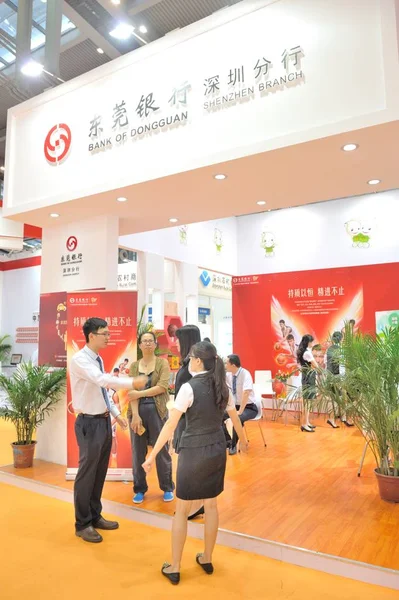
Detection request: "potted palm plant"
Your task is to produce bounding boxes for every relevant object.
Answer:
[0,362,66,468]
[314,325,399,502]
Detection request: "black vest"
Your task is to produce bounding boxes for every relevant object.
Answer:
[179,373,225,449]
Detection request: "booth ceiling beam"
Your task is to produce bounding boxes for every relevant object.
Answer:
[15,0,33,88]
[45,0,63,78]
[62,1,121,60]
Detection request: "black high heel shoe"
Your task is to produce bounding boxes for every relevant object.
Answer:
[327,419,340,429]
[188,506,205,521]
[161,563,180,585]
[196,553,214,574]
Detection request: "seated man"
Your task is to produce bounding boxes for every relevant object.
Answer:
[223,354,257,455]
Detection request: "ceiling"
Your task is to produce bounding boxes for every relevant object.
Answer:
[0,0,244,164]
[11,120,399,235]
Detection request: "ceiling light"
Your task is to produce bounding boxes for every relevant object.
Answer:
[257,201,266,206]
[0,166,4,172]
[214,174,227,180]
[342,143,358,152]
[116,196,127,202]
[169,218,178,223]
[110,23,135,40]
[50,213,60,218]
[139,25,147,34]
[111,0,121,4]
[368,179,381,185]
[97,48,104,54]
[21,60,44,77]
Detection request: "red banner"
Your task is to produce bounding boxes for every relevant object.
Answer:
[66,291,137,478]
[38,292,67,367]
[233,263,399,377]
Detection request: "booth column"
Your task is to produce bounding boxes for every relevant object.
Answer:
[175,262,198,324]
[37,215,119,465]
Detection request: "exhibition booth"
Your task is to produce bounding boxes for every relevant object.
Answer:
[1,0,399,591]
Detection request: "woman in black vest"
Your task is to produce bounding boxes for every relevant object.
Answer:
[297,334,318,433]
[143,341,248,585]
[173,324,205,520]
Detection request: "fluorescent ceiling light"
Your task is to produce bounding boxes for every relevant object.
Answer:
[111,0,121,4]
[257,201,266,206]
[97,48,104,54]
[139,25,147,34]
[50,213,60,218]
[342,143,358,152]
[368,179,381,185]
[21,60,44,77]
[169,218,178,223]
[110,24,135,40]
[214,174,227,180]
[117,197,127,202]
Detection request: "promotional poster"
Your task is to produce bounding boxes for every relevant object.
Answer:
[66,291,137,479]
[232,262,399,377]
[38,292,68,367]
[270,275,363,372]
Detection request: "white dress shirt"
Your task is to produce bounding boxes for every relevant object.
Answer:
[174,371,235,413]
[70,346,134,418]
[226,368,255,406]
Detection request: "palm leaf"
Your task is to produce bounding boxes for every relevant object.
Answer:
[0,334,12,363]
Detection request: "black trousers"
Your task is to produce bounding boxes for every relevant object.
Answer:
[74,415,112,531]
[223,403,257,448]
[130,400,174,494]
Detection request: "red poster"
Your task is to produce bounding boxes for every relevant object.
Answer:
[38,292,67,367]
[270,276,363,371]
[66,291,137,479]
[231,263,399,379]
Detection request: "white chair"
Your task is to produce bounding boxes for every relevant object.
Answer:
[254,370,275,419]
[243,385,267,447]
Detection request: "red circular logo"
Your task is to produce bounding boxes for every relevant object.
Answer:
[66,236,78,252]
[44,124,72,165]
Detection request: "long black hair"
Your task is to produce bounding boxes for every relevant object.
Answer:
[190,341,229,410]
[296,334,314,366]
[176,324,201,363]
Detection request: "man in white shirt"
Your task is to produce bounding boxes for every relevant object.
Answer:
[70,317,146,543]
[223,354,257,455]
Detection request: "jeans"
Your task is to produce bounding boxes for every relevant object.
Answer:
[130,399,174,494]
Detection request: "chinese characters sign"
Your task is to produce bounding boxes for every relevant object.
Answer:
[87,44,305,153]
[203,46,304,111]
[199,268,232,299]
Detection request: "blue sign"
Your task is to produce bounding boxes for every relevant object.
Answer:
[198,307,211,316]
[200,270,211,287]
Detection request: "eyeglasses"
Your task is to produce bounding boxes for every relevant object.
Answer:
[141,339,155,345]
[94,332,111,338]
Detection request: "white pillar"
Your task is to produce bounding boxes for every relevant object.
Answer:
[176,262,198,324]
[37,215,119,465]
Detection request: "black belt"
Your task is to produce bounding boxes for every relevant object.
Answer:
[79,412,110,419]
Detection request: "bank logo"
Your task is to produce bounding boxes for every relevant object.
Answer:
[66,236,78,252]
[44,123,72,165]
[200,270,211,287]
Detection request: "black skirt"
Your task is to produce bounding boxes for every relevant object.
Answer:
[176,441,227,500]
